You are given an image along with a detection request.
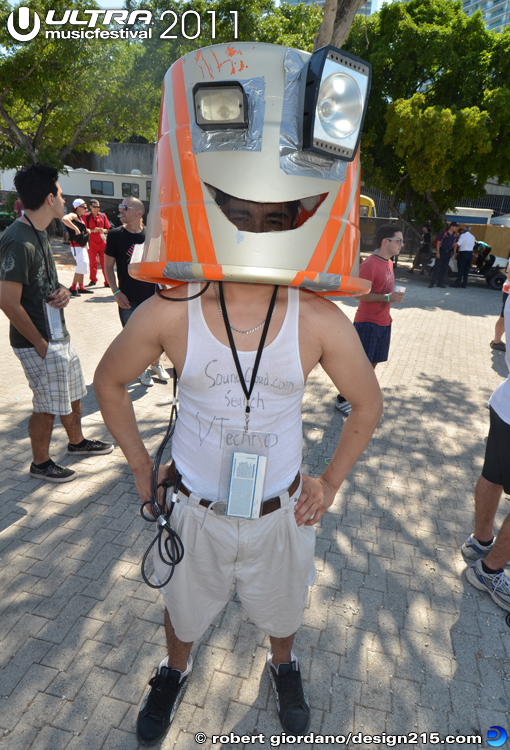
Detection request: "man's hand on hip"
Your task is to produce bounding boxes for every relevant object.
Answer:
[294,475,337,527]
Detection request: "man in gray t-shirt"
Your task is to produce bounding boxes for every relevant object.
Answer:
[0,164,113,483]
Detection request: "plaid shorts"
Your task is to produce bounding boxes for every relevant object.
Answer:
[353,321,392,364]
[13,340,87,415]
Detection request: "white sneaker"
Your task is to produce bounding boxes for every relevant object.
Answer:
[150,363,170,381]
[140,369,153,387]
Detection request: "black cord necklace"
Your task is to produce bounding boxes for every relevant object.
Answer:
[218,282,279,432]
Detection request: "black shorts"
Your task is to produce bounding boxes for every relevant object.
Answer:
[500,292,509,319]
[482,407,510,494]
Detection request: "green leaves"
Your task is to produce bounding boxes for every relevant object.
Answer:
[0,0,157,167]
[344,0,509,224]
[0,0,322,168]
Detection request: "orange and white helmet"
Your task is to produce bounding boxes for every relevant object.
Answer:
[130,42,371,296]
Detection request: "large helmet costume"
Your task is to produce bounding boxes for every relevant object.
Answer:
[130,42,372,296]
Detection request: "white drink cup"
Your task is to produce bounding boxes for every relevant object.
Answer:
[395,285,406,295]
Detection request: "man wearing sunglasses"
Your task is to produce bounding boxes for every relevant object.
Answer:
[104,197,169,386]
[336,225,405,414]
[84,200,111,287]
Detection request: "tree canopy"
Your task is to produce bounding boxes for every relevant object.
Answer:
[0,0,160,168]
[344,0,510,225]
[0,0,322,169]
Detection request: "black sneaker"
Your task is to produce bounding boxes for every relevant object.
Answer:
[137,666,190,745]
[67,439,113,455]
[87,280,97,287]
[29,460,76,483]
[266,652,310,733]
[78,287,94,294]
[70,288,80,297]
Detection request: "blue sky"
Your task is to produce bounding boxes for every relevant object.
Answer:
[96,1,127,8]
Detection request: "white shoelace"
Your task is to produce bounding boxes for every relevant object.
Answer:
[489,570,510,601]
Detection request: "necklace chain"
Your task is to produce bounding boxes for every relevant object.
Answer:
[213,282,279,335]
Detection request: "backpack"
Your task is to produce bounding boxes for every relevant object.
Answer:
[69,218,88,247]
[85,211,107,228]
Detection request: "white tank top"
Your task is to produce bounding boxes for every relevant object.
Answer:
[171,284,305,501]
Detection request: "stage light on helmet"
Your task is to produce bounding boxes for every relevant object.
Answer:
[303,46,371,162]
[194,82,247,130]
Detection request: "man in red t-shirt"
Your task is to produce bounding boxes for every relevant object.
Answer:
[13,195,23,217]
[83,199,111,287]
[336,224,405,414]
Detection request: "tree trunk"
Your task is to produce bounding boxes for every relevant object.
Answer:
[314,0,368,50]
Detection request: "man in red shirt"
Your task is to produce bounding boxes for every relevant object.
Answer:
[336,224,405,414]
[13,195,23,217]
[84,199,111,287]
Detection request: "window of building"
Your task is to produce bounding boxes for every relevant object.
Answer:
[122,182,140,198]
[146,181,151,201]
[91,180,114,196]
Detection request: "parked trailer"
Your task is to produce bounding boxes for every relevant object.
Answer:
[0,167,152,228]
[446,207,494,225]
[1,167,152,202]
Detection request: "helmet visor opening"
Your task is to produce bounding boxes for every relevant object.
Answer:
[205,183,327,234]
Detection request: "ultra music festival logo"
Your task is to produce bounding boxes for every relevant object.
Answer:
[6,6,239,41]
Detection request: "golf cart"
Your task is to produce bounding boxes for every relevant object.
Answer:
[427,242,508,290]
[0,210,15,230]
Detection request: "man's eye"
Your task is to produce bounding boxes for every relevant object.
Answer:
[231,215,250,226]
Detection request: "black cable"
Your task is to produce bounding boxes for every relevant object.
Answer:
[139,368,185,589]
[156,282,210,302]
[140,281,210,586]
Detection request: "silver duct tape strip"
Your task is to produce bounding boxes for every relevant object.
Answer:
[191,77,265,154]
[300,273,343,292]
[163,262,343,293]
[163,262,205,281]
[279,49,347,183]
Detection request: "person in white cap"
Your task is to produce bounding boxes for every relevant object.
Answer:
[62,198,93,296]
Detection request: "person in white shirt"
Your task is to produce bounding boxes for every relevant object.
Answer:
[452,226,476,288]
[461,294,510,610]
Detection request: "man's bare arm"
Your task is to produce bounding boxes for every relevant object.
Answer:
[104,255,130,309]
[358,290,404,304]
[62,213,79,233]
[295,300,383,526]
[0,280,48,357]
[94,298,168,502]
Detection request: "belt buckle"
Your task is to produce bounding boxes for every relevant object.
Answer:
[212,501,227,516]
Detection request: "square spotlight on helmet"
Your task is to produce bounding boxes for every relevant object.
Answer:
[193,82,248,130]
[302,46,371,162]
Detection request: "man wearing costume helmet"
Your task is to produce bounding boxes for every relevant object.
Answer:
[95,42,382,744]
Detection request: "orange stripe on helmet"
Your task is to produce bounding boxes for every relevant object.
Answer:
[171,59,217,265]
[304,158,358,275]
[327,177,360,276]
[157,82,192,263]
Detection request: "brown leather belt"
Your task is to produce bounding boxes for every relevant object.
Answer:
[166,463,300,517]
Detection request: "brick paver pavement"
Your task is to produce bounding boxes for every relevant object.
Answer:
[1,240,509,749]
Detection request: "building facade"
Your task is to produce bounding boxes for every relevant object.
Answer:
[462,0,510,32]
